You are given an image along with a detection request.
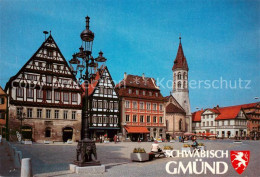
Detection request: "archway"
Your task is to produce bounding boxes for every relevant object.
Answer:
[22,126,32,140]
[62,127,73,142]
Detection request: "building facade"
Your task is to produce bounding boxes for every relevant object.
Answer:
[242,103,260,137]
[171,37,192,132]
[117,73,166,141]
[165,95,186,139]
[82,66,120,140]
[5,35,82,142]
[0,86,8,139]
[192,104,257,138]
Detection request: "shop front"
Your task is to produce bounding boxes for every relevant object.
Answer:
[124,126,150,142]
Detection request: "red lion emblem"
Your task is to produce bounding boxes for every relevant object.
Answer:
[230,151,250,175]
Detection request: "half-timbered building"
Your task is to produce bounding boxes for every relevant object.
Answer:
[5,34,82,142]
[82,65,120,140]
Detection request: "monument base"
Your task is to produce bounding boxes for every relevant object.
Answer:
[69,164,105,174]
[73,160,101,167]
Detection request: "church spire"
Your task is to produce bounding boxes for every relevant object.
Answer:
[172,36,188,71]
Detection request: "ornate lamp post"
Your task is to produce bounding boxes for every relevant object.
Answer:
[69,16,106,166]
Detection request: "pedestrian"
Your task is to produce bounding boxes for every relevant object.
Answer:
[114,135,117,144]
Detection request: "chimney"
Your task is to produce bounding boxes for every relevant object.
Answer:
[124,72,127,80]
[142,73,145,79]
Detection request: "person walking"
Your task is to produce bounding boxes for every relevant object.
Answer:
[114,135,117,144]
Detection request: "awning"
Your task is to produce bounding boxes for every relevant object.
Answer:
[125,126,150,133]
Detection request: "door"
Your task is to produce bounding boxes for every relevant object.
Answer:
[62,127,73,142]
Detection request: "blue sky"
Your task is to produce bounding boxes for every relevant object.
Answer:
[0,0,259,111]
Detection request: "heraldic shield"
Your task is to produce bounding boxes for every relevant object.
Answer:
[230,151,250,175]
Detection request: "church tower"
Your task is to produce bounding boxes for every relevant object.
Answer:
[172,36,192,132]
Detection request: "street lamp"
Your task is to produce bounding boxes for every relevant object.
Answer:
[69,16,106,167]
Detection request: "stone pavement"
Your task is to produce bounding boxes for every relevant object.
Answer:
[0,140,20,177]
[5,140,260,177]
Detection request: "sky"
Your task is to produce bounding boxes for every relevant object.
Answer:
[0,0,259,112]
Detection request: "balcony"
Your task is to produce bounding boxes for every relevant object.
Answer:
[126,122,164,127]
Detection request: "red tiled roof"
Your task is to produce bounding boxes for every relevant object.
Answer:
[192,103,258,122]
[172,42,188,71]
[166,103,186,114]
[125,126,150,133]
[192,110,204,122]
[116,75,159,90]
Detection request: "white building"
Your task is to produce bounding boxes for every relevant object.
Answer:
[192,104,249,138]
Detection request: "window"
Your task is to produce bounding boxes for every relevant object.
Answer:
[159,104,163,111]
[178,72,182,80]
[64,93,69,102]
[133,101,137,109]
[159,116,163,123]
[35,89,42,99]
[45,128,51,138]
[0,98,4,104]
[48,50,53,57]
[46,76,52,83]
[143,91,145,95]
[203,122,205,127]
[136,90,139,95]
[125,101,130,108]
[93,100,97,108]
[17,108,23,117]
[99,87,104,94]
[37,109,42,118]
[27,88,33,98]
[149,92,152,96]
[155,93,158,97]
[153,103,157,110]
[72,111,76,120]
[17,87,23,97]
[179,119,182,130]
[126,115,130,122]
[55,110,59,119]
[55,92,60,101]
[63,111,68,119]
[72,93,77,102]
[147,116,150,123]
[140,102,144,109]
[227,120,230,126]
[46,90,52,100]
[140,115,144,122]
[38,62,43,67]
[27,74,37,81]
[207,121,209,126]
[0,112,5,119]
[57,65,61,70]
[153,116,157,123]
[183,72,187,79]
[147,103,151,110]
[211,121,213,126]
[133,115,137,122]
[178,81,181,88]
[27,108,32,118]
[128,89,132,94]
[46,109,51,118]
[46,63,52,70]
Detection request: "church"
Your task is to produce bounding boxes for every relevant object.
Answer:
[165,37,192,138]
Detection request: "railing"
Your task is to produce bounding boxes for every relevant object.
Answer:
[126,122,165,126]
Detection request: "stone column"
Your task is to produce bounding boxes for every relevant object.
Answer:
[21,158,32,177]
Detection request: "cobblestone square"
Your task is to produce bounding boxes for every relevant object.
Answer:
[3,140,258,177]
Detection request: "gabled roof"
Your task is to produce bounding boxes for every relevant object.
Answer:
[192,110,204,122]
[166,103,186,114]
[82,65,117,97]
[116,74,160,90]
[192,102,259,122]
[5,34,79,91]
[172,39,188,71]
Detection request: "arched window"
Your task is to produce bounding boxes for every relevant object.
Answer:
[183,81,186,89]
[45,127,51,138]
[178,72,182,80]
[179,119,182,131]
[178,81,181,89]
[183,72,187,79]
